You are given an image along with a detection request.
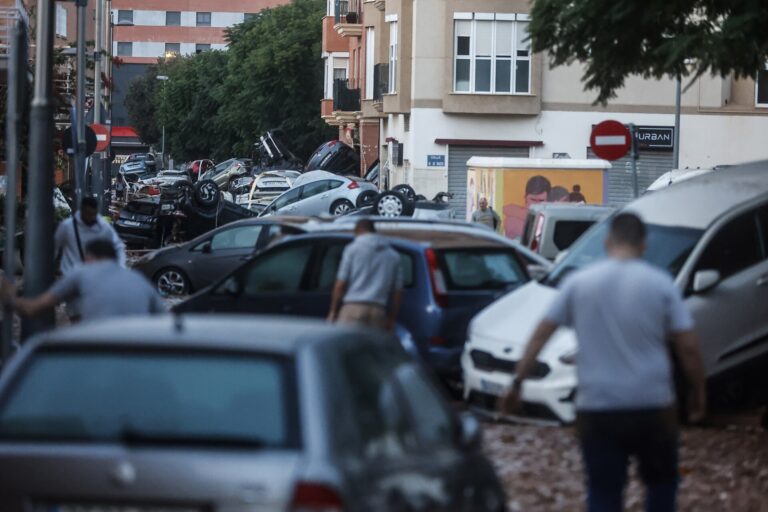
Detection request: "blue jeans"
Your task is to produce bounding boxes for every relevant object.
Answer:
[577,408,679,512]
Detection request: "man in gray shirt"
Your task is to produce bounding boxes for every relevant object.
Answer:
[4,239,165,324]
[471,197,500,231]
[500,213,706,512]
[327,219,403,331]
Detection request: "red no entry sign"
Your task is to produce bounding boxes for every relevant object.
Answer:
[590,120,631,161]
[90,123,111,153]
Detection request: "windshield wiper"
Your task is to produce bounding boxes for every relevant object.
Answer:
[120,427,265,448]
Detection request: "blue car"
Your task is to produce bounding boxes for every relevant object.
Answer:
[176,229,531,383]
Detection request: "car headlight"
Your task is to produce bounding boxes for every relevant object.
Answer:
[558,349,577,365]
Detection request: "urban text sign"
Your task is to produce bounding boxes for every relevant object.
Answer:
[635,126,674,150]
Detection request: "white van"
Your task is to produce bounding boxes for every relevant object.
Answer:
[462,160,768,424]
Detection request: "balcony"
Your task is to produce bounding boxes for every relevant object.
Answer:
[334,0,362,38]
[333,78,361,113]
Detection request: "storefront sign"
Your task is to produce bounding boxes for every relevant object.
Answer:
[427,154,446,167]
[635,126,674,150]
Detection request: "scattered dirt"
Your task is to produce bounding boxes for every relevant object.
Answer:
[482,413,768,512]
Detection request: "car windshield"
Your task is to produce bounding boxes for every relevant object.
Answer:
[438,249,526,291]
[544,221,704,287]
[0,348,299,448]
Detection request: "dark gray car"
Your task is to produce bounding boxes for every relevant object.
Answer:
[0,315,507,511]
[133,218,308,296]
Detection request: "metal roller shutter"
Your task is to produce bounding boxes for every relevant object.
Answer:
[587,149,674,206]
[448,145,529,219]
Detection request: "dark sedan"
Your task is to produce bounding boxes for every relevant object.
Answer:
[133,218,307,296]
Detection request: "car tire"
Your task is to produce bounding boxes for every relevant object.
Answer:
[392,184,416,202]
[330,199,355,216]
[154,267,190,297]
[374,190,410,217]
[356,190,378,208]
[193,179,220,209]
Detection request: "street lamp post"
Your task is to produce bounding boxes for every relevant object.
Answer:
[156,75,169,168]
[75,0,88,206]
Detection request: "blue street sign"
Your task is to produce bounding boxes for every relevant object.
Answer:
[427,154,446,167]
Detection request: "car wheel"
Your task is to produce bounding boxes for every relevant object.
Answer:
[392,184,416,201]
[356,189,378,208]
[330,199,355,216]
[193,179,220,209]
[374,190,408,217]
[154,267,190,297]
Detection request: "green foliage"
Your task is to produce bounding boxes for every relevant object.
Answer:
[529,0,768,104]
[127,0,332,162]
[124,66,163,145]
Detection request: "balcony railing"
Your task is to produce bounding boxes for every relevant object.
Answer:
[335,0,361,24]
[333,78,361,112]
[373,63,389,102]
[0,5,28,56]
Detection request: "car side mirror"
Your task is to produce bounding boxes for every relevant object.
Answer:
[692,269,720,294]
[201,241,212,254]
[527,264,549,282]
[457,412,482,450]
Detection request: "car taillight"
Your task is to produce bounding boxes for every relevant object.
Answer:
[290,482,344,512]
[347,181,360,190]
[147,186,160,196]
[425,249,449,307]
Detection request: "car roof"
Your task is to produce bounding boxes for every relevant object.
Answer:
[293,170,346,186]
[28,315,366,355]
[625,160,768,229]
[287,228,510,250]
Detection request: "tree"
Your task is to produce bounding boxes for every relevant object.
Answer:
[155,51,231,161]
[124,66,163,145]
[219,0,334,160]
[529,0,768,103]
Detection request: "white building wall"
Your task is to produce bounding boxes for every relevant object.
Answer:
[180,11,196,26]
[133,10,165,26]
[212,12,244,27]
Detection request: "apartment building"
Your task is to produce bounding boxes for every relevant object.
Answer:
[324,0,768,217]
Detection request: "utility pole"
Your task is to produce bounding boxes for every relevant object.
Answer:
[75,0,88,204]
[23,0,57,338]
[3,21,27,358]
[673,76,682,170]
[93,0,104,210]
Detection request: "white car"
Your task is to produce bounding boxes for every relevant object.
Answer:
[462,160,768,424]
[260,170,377,217]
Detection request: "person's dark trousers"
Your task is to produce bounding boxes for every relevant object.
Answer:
[577,408,679,512]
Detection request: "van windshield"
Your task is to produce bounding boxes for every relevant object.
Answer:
[544,221,703,287]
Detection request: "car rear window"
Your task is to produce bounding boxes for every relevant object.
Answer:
[438,249,525,290]
[553,220,595,251]
[0,348,299,448]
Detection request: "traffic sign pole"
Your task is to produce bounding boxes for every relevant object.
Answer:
[629,123,639,198]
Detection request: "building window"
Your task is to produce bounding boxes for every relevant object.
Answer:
[165,43,180,58]
[196,43,211,53]
[757,63,768,107]
[117,42,132,57]
[453,14,531,95]
[55,3,67,38]
[244,13,258,22]
[365,27,375,100]
[166,11,180,26]
[388,21,398,94]
[196,12,212,27]
[333,67,347,81]
[117,10,133,25]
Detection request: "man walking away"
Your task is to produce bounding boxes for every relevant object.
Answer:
[4,239,165,323]
[327,219,403,331]
[55,196,126,321]
[472,197,500,231]
[499,213,706,512]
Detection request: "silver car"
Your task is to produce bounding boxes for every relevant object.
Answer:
[261,170,378,217]
[0,316,506,512]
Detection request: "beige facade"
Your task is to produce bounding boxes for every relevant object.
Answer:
[346,0,768,208]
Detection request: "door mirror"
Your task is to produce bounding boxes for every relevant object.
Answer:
[201,241,212,254]
[527,264,549,282]
[692,269,720,293]
[457,412,482,450]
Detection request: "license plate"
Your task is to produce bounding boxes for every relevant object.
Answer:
[122,220,142,227]
[161,203,175,211]
[480,378,506,396]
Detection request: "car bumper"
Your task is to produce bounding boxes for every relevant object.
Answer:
[424,345,464,379]
[461,349,577,424]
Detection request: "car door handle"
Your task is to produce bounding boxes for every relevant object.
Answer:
[757,274,768,287]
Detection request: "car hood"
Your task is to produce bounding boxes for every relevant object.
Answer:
[468,281,576,360]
